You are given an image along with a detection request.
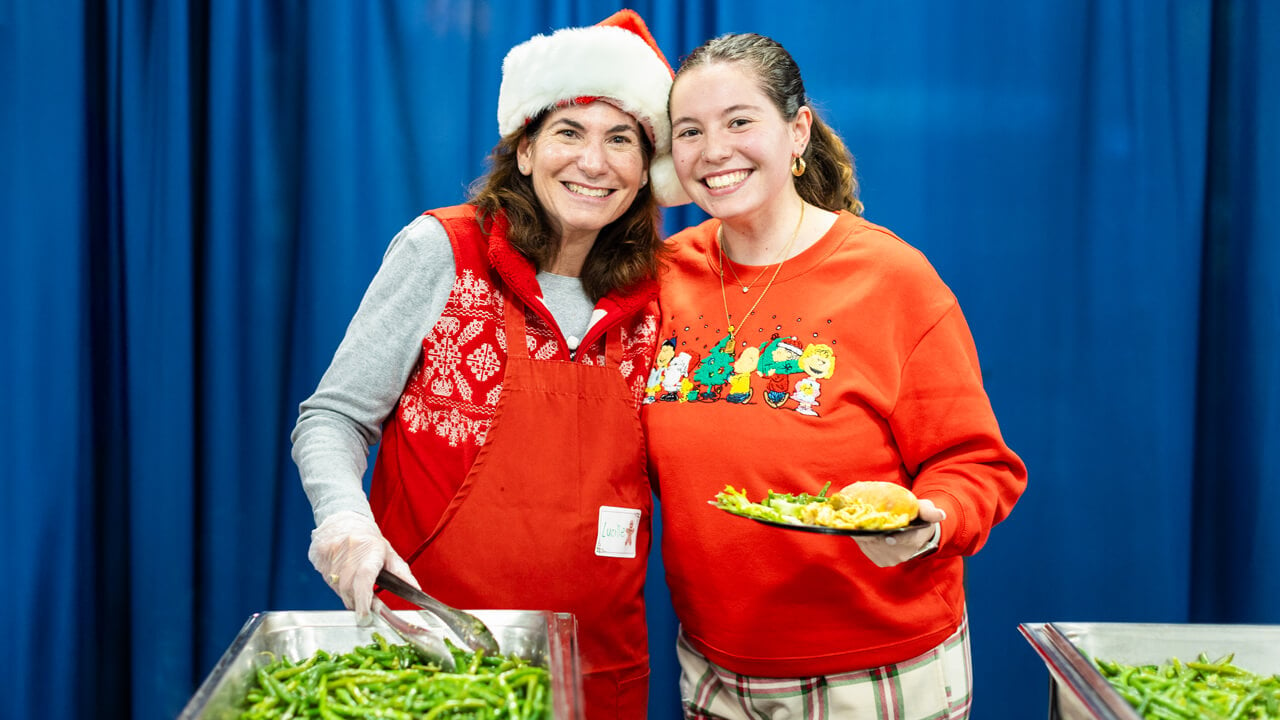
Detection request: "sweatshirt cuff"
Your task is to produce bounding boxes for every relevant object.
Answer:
[924,493,963,553]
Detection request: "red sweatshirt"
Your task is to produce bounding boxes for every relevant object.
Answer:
[643,211,1027,677]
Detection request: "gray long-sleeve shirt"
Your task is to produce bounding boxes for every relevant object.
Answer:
[291,214,595,526]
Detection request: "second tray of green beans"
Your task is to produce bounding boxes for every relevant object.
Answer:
[1094,652,1280,720]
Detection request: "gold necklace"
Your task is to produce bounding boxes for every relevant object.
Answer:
[720,216,798,293]
[723,253,774,293]
[719,200,806,347]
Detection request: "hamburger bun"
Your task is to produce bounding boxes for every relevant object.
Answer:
[831,481,919,521]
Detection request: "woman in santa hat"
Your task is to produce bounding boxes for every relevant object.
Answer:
[293,10,686,718]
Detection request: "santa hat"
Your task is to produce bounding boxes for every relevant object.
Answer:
[496,9,691,206]
[777,339,804,356]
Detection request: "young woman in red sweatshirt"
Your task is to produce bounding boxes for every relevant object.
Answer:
[643,33,1028,719]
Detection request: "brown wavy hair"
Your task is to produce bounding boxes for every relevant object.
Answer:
[467,108,666,301]
[676,33,863,216]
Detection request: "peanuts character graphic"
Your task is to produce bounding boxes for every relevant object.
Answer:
[791,343,835,416]
[791,377,821,415]
[725,345,761,404]
[644,337,677,404]
[660,352,693,402]
[756,336,804,408]
[680,374,698,403]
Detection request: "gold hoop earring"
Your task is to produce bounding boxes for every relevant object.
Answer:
[791,156,807,177]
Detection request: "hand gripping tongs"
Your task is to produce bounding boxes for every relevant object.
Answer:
[371,569,501,672]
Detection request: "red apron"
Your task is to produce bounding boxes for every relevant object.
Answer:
[384,295,651,720]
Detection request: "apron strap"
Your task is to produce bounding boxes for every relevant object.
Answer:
[502,292,530,360]
[506,289,627,368]
[603,325,625,367]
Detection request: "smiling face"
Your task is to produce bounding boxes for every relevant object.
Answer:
[669,62,810,224]
[799,344,836,379]
[517,101,648,247]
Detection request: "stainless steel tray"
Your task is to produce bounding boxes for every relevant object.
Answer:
[180,609,582,719]
[1019,621,1280,720]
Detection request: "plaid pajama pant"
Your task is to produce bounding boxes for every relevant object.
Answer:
[677,616,972,720]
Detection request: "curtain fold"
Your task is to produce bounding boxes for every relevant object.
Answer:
[1192,0,1280,622]
[2,2,1276,718]
[110,0,202,712]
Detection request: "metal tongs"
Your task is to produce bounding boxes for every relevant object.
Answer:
[372,569,501,671]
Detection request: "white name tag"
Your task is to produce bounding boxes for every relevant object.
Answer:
[595,506,642,558]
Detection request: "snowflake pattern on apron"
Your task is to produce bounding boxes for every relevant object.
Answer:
[396,265,655,448]
[618,312,659,401]
[399,270,510,448]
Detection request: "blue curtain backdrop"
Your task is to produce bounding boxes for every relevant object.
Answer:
[2,1,1277,718]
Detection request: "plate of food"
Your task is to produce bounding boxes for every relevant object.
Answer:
[710,481,929,536]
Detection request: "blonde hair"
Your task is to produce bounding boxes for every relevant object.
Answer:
[800,344,836,379]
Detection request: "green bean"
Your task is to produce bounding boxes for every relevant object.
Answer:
[258,667,296,703]
[236,633,552,719]
[421,698,488,719]
[1094,653,1280,720]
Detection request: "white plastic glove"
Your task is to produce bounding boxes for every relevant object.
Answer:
[308,510,420,621]
[852,499,946,568]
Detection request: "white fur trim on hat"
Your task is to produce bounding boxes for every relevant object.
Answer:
[499,24,670,148]
[497,20,690,206]
[650,154,691,207]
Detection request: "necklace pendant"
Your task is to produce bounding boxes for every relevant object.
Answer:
[741,286,750,293]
